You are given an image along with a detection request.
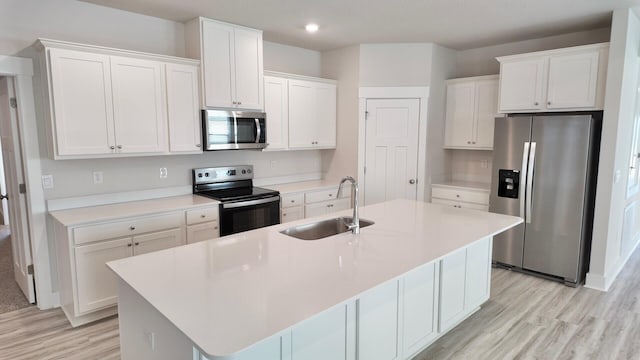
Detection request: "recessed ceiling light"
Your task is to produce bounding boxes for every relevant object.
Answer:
[305,23,319,33]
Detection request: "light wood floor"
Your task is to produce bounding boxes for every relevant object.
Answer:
[2,248,639,360]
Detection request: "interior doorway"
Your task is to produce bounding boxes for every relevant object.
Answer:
[0,76,35,312]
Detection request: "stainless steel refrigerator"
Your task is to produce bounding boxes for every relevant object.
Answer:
[489,113,601,286]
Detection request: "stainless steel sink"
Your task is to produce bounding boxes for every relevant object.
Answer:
[280,217,374,240]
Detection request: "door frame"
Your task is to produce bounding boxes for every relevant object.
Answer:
[358,87,430,204]
[0,56,53,308]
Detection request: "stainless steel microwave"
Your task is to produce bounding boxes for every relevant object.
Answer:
[202,110,267,150]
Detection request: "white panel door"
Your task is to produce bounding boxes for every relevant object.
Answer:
[234,28,264,110]
[264,76,289,150]
[439,248,466,332]
[48,48,115,155]
[201,20,234,108]
[0,77,35,302]
[291,304,349,360]
[288,80,315,148]
[357,280,400,360]
[110,56,166,154]
[281,206,303,223]
[444,82,475,148]
[546,51,600,109]
[402,262,438,357]
[364,99,420,205]
[133,228,184,256]
[233,335,283,360]
[166,63,202,153]
[474,79,499,149]
[74,237,133,314]
[186,222,219,244]
[498,58,545,112]
[314,83,337,147]
[464,237,492,311]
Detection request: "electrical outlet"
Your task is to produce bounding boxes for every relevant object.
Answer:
[480,160,489,169]
[41,175,54,189]
[270,160,278,169]
[92,171,103,184]
[159,167,168,179]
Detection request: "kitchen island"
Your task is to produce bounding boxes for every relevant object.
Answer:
[107,199,522,360]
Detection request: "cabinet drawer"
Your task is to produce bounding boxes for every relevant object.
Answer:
[431,187,489,205]
[73,212,184,245]
[305,188,347,204]
[281,193,304,208]
[432,198,489,212]
[281,206,304,223]
[186,207,219,225]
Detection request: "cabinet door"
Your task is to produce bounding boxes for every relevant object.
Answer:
[304,202,329,218]
[314,83,337,148]
[288,80,315,149]
[48,48,115,156]
[473,79,498,149]
[439,248,466,332]
[110,56,167,154]
[74,237,133,314]
[498,58,546,112]
[186,221,219,244]
[264,76,289,150]
[403,262,438,358]
[234,28,264,110]
[357,280,400,360]
[546,50,599,109]
[291,304,351,360]
[464,237,492,311]
[444,82,475,148]
[133,228,185,256]
[281,206,304,223]
[233,336,283,360]
[201,20,235,108]
[166,63,202,153]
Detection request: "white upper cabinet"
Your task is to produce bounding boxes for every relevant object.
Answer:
[166,63,202,153]
[263,76,289,150]
[263,72,337,151]
[187,17,264,111]
[498,43,609,113]
[37,39,201,159]
[48,48,115,156]
[444,75,498,150]
[288,79,337,149]
[110,56,166,154]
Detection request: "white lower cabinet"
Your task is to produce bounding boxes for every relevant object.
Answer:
[358,281,401,360]
[281,206,304,223]
[291,303,353,360]
[402,262,439,358]
[439,237,492,333]
[133,228,184,256]
[431,184,490,212]
[304,198,350,218]
[187,222,220,244]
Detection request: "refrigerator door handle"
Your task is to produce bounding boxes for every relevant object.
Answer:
[526,142,537,223]
[520,142,530,219]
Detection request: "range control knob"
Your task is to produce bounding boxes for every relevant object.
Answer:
[242,169,246,174]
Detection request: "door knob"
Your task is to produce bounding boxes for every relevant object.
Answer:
[409,179,416,184]
[0,194,7,200]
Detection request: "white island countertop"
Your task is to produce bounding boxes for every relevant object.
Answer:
[107,199,522,358]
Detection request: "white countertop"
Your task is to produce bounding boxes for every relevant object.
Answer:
[107,199,521,358]
[432,180,491,192]
[265,179,343,194]
[49,194,219,226]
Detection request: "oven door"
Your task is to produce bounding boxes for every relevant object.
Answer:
[202,110,266,150]
[219,196,280,236]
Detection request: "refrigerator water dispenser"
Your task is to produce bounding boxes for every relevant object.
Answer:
[497,169,520,198]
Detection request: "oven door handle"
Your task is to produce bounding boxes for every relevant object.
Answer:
[222,196,280,209]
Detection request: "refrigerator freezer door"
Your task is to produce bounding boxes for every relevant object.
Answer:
[490,116,532,267]
[522,115,593,282]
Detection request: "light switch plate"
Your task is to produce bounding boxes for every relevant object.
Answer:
[159,167,168,179]
[41,175,54,189]
[92,171,103,184]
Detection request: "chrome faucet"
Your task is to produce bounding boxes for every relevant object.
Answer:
[337,176,360,234]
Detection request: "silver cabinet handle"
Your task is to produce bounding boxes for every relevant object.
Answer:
[195,144,201,148]
[409,179,416,184]
[467,141,471,144]
[200,214,206,218]
[117,145,122,149]
[110,145,115,150]
[232,101,237,105]
[129,226,136,231]
[127,243,132,247]
[134,242,139,246]
[237,101,242,105]
[526,142,537,224]
[534,102,539,106]
[520,142,530,220]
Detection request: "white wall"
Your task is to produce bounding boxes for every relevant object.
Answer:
[321,46,360,181]
[449,150,493,183]
[455,27,611,77]
[587,8,640,291]
[359,43,433,86]
[264,41,322,77]
[424,44,456,198]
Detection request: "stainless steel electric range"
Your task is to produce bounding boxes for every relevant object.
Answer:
[193,165,280,236]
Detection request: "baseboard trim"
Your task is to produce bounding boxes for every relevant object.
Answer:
[585,236,640,292]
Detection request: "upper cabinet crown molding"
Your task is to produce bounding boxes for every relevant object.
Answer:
[35,39,201,159]
[185,17,264,111]
[496,42,609,113]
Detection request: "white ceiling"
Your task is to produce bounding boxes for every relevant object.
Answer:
[81,0,640,51]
